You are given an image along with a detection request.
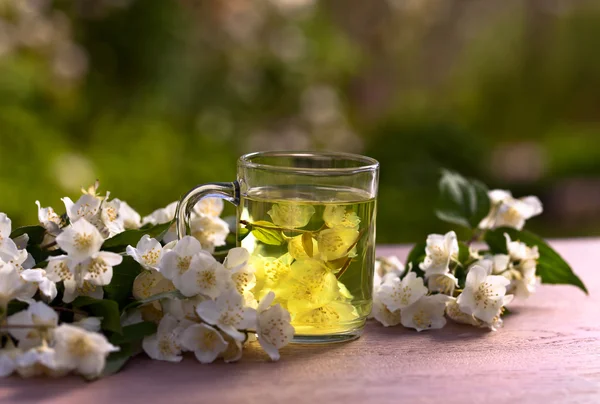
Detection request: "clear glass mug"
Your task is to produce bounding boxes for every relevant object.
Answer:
[176,151,379,343]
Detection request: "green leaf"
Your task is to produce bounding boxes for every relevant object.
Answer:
[250,221,285,246]
[10,225,46,245]
[435,169,491,229]
[302,232,314,257]
[122,290,185,312]
[27,245,64,265]
[458,241,470,264]
[484,230,508,254]
[405,241,426,278]
[72,297,122,334]
[485,227,588,294]
[109,321,157,345]
[6,300,29,316]
[103,256,144,309]
[238,227,250,241]
[102,220,174,251]
[100,343,133,379]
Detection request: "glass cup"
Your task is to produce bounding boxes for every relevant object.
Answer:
[176,151,379,343]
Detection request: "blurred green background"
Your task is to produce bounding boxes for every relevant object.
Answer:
[1,0,599,242]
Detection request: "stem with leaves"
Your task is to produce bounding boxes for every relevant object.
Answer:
[239,220,314,235]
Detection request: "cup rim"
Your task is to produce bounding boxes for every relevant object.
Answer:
[238,151,379,174]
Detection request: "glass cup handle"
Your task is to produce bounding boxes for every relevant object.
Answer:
[175,181,240,240]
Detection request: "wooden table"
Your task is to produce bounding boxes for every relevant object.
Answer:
[1,239,599,404]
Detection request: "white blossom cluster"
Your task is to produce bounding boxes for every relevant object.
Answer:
[0,185,137,378]
[1,182,290,380]
[372,190,543,332]
[0,300,116,378]
[126,238,294,363]
[142,197,229,249]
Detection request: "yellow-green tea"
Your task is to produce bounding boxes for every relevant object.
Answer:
[238,185,376,341]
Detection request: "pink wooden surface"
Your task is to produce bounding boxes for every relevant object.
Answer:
[1,239,599,404]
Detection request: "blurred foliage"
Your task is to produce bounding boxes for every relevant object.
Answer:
[1,0,599,242]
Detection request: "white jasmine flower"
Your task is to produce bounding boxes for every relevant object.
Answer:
[371,296,402,327]
[49,253,119,303]
[7,301,58,349]
[446,297,506,331]
[316,228,359,261]
[159,236,204,281]
[81,181,101,197]
[21,269,57,301]
[35,201,63,236]
[457,264,514,324]
[180,323,228,364]
[505,234,540,262]
[196,289,257,342]
[400,294,451,332]
[132,270,175,301]
[501,236,539,301]
[80,251,122,286]
[55,219,104,264]
[16,344,67,378]
[223,248,256,295]
[12,234,29,250]
[44,255,75,284]
[0,212,19,263]
[163,240,178,251]
[193,197,224,217]
[142,314,184,362]
[322,205,360,229]
[178,252,228,298]
[62,194,101,224]
[256,291,294,361]
[504,257,539,300]
[487,316,505,331]
[62,278,104,304]
[223,247,250,271]
[445,297,481,327]
[419,231,459,276]
[287,234,319,260]
[427,273,459,295]
[142,202,178,243]
[378,272,428,312]
[162,296,205,322]
[190,215,229,252]
[510,269,539,300]
[0,263,35,309]
[126,235,164,270]
[0,340,21,377]
[99,198,125,237]
[479,190,543,230]
[53,324,119,378]
[374,256,404,287]
[479,254,511,275]
[220,333,243,363]
[8,248,35,272]
[143,201,178,225]
[35,201,63,248]
[267,202,315,228]
[375,256,405,279]
[116,199,141,229]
